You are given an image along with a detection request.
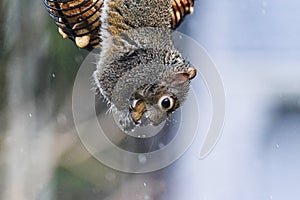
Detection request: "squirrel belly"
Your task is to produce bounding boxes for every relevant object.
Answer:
[94,0,175,107]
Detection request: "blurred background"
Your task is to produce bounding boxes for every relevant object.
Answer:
[1,0,300,199]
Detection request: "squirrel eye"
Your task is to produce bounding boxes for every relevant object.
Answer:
[158,96,175,111]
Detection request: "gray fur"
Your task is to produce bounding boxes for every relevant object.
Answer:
[94,0,195,131]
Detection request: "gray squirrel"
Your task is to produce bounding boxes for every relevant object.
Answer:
[93,0,197,131]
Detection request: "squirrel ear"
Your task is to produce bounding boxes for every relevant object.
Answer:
[174,67,197,83]
[187,67,197,80]
[174,72,190,84]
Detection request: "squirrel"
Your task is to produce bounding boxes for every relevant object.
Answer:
[93,0,197,131]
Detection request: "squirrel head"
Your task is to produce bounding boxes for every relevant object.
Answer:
[129,67,196,126]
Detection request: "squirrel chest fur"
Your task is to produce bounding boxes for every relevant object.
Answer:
[93,0,196,131]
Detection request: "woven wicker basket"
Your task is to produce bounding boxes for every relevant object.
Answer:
[43,0,194,50]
